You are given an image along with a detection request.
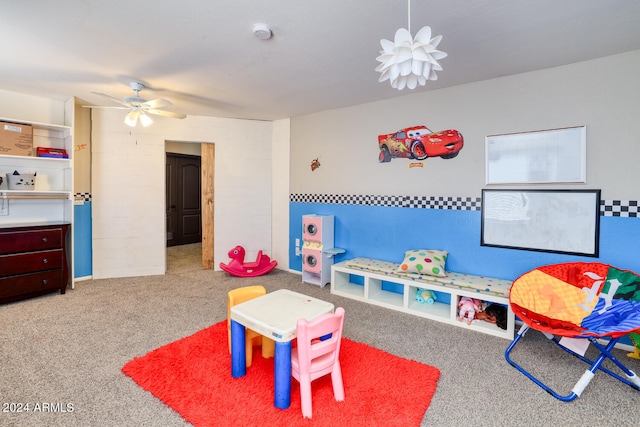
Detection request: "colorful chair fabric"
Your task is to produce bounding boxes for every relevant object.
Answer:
[505,262,640,401]
[227,285,275,367]
[291,307,345,419]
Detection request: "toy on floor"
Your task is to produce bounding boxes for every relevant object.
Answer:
[476,304,508,330]
[458,296,481,325]
[219,245,277,277]
[416,288,437,304]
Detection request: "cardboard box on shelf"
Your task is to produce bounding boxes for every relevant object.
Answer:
[0,122,33,156]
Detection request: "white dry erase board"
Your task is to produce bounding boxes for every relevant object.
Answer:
[481,189,601,257]
[485,126,586,184]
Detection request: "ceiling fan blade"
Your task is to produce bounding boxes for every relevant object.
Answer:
[141,98,172,109]
[147,109,187,119]
[81,105,128,110]
[91,91,129,107]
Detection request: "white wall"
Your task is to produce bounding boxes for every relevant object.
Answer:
[90,109,273,279]
[290,50,640,200]
[166,140,201,156]
[0,89,67,126]
[73,101,91,193]
[272,118,290,270]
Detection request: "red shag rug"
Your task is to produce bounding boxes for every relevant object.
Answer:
[122,321,440,426]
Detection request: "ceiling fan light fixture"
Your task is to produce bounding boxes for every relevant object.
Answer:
[92,81,187,127]
[139,111,153,127]
[124,110,138,127]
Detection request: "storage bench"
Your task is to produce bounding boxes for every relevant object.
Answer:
[331,257,515,339]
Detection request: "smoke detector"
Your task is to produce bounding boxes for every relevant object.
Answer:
[252,23,272,40]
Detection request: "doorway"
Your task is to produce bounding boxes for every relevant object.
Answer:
[166,153,202,247]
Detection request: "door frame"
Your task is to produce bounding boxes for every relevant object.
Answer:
[201,143,215,269]
[165,141,215,270]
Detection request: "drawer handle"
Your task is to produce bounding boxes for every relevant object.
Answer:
[42,280,48,285]
[42,258,48,264]
[42,237,48,243]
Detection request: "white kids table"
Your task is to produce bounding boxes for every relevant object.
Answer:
[230,289,334,409]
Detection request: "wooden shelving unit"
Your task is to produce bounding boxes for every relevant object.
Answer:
[0,113,74,293]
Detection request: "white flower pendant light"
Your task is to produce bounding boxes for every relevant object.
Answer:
[375,0,447,90]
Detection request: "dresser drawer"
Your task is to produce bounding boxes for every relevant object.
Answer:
[0,270,63,299]
[0,229,63,255]
[0,250,63,276]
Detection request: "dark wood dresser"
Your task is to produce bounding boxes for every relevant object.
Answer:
[0,223,70,304]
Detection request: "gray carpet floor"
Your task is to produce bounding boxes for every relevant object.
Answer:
[1,243,637,426]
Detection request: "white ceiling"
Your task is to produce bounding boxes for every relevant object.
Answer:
[1,1,640,121]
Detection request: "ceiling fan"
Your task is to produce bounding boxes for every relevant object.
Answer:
[90,82,187,127]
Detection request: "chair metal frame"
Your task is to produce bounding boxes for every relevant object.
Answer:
[505,323,640,401]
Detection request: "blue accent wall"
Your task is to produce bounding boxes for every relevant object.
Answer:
[73,202,92,278]
[290,202,640,281]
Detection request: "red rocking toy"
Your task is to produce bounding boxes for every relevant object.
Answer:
[219,245,278,277]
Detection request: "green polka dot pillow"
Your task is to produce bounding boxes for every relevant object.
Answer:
[397,249,448,277]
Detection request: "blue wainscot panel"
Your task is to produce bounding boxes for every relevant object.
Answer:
[73,202,92,278]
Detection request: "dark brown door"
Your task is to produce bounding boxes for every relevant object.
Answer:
[166,153,202,247]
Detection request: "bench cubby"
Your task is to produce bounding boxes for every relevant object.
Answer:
[331,258,515,339]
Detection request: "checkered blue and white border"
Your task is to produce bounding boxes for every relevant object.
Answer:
[74,192,92,202]
[290,194,639,217]
[290,194,481,210]
[601,200,639,217]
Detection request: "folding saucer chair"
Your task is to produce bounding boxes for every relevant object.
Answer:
[505,262,640,401]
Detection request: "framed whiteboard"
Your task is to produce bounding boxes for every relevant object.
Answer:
[485,126,586,184]
[481,189,601,257]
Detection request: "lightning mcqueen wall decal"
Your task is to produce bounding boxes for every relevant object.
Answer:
[378,125,463,163]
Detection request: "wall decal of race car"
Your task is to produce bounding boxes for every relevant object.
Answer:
[378,125,463,163]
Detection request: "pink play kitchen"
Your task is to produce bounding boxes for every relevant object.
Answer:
[301,214,343,287]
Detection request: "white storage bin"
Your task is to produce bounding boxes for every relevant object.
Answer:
[7,171,36,190]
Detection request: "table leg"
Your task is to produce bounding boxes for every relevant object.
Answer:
[274,340,292,409]
[231,320,246,378]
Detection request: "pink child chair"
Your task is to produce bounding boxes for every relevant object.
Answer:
[291,307,346,419]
